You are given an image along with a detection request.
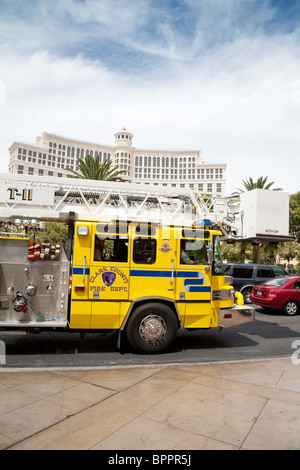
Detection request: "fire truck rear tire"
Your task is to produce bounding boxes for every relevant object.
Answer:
[126,303,178,353]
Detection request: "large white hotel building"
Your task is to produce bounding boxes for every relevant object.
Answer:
[8,128,226,195]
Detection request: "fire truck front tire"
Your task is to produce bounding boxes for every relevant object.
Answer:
[126,303,178,353]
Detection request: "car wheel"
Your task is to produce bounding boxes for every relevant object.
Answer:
[283,300,299,316]
[126,303,178,353]
[242,287,253,304]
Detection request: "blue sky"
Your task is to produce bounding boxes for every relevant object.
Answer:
[0,0,299,195]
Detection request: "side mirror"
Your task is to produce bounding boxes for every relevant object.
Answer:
[208,243,213,266]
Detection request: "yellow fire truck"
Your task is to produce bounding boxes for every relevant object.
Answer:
[0,174,291,353]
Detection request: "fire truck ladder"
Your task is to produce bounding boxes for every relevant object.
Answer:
[0,173,241,239]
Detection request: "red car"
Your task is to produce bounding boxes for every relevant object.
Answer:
[251,276,300,315]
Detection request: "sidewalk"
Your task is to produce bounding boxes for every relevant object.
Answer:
[1,357,300,450]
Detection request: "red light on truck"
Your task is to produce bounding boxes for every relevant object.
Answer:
[223,313,232,319]
[74,286,85,292]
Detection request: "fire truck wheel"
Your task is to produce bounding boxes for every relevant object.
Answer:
[126,303,178,353]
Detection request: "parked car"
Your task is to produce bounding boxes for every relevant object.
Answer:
[251,276,300,315]
[224,263,288,304]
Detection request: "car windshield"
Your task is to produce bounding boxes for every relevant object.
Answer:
[264,278,290,287]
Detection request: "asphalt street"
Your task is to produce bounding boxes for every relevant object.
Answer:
[1,307,299,369]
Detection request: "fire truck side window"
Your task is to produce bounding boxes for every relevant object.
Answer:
[94,236,128,262]
[180,239,209,265]
[133,238,156,264]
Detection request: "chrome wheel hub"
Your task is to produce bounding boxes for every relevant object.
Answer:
[139,315,167,344]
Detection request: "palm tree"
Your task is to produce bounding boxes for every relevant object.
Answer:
[65,154,127,181]
[232,176,282,196]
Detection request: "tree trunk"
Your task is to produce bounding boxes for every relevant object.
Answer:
[241,247,246,263]
[252,243,260,263]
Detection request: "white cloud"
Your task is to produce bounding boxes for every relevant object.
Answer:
[0,0,299,196]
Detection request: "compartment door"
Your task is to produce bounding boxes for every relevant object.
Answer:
[70,223,92,328]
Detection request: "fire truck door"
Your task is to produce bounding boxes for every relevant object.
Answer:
[89,225,130,329]
[176,235,212,328]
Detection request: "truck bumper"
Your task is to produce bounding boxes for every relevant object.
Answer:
[219,304,255,328]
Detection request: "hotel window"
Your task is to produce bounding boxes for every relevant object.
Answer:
[28,167,34,175]
[38,169,44,175]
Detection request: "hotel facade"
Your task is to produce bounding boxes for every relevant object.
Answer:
[8,128,226,195]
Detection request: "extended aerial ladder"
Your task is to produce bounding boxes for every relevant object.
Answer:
[0,173,294,244]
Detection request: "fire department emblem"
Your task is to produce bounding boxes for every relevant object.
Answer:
[102,272,116,286]
[159,240,172,253]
